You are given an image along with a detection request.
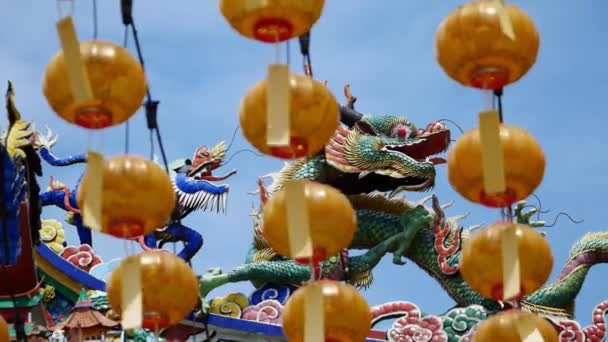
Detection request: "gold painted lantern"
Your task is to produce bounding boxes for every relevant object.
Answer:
[447,123,545,208]
[283,280,372,342]
[0,315,7,342]
[239,72,339,159]
[106,251,199,330]
[220,0,325,43]
[43,40,147,129]
[435,0,540,90]
[262,181,356,263]
[77,154,175,238]
[474,310,558,341]
[460,222,553,301]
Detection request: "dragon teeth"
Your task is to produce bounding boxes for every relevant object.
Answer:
[358,171,372,179]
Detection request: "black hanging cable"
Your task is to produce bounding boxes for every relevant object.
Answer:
[494,88,504,123]
[122,24,131,154]
[92,0,98,39]
[121,0,191,279]
[298,31,313,77]
[286,39,291,66]
[120,0,170,173]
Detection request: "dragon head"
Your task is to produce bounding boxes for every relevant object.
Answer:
[325,85,450,194]
[171,141,228,179]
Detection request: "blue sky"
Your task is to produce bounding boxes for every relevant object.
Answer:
[1,1,607,327]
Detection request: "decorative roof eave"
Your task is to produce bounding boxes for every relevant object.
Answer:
[53,309,119,331]
[9,323,50,338]
[34,244,105,292]
[0,277,45,300]
[0,292,43,309]
[53,289,118,331]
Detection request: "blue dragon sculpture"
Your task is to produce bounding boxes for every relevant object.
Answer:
[0,81,42,265]
[34,130,235,262]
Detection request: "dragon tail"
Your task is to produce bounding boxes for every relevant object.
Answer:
[522,232,608,318]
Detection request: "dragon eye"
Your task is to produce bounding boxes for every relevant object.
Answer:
[393,125,409,139]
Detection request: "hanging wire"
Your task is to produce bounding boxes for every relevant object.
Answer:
[298,31,312,77]
[494,88,504,122]
[122,25,131,154]
[120,0,170,173]
[92,0,98,39]
[286,40,291,66]
[149,130,155,161]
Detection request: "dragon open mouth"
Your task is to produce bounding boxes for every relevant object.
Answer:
[384,128,450,166]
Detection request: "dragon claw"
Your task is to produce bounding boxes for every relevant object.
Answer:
[198,267,229,315]
[389,205,433,266]
[514,199,546,228]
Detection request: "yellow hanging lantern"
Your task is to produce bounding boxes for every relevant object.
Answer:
[460,222,553,301]
[77,154,175,238]
[474,310,558,341]
[283,280,372,342]
[220,0,325,43]
[43,40,147,129]
[262,181,356,263]
[435,0,540,90]
[0,315,7,342]
[447,123,545,208]
[106,251,199,330]
[239,72,339,159]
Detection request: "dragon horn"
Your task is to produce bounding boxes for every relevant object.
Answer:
[339,105,363,127]
[431,194,445,222]
[339,84,363,127]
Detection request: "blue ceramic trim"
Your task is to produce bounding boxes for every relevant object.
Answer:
[35,244,106,291]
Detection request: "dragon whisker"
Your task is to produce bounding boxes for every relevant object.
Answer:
[441,200,455,210]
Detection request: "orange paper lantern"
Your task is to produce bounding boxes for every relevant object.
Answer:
[106,250,199,330]
[283,280,372,342]
[447,124,545,208]
[77,154,175,238]
[239,72,339,159]
[43,40,147,129]
[262,181,356,263]
[474,310,558,342]
[435,0,540,90]
[220,0,325,43]
[0,315,8,342]
[460,222,553,301]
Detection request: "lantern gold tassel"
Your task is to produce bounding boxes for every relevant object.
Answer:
[81,150,103,230]
[266,64,290,147]
[304,283,324,342]
[120,258,143,330]
[55,16,93,106]
[285,180,313,259]
[501,223,520,300]
[495,0,516,40]
[515,314,545,342]
[478,109,506,197]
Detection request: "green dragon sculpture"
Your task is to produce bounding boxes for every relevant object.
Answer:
[199,85,608,327]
